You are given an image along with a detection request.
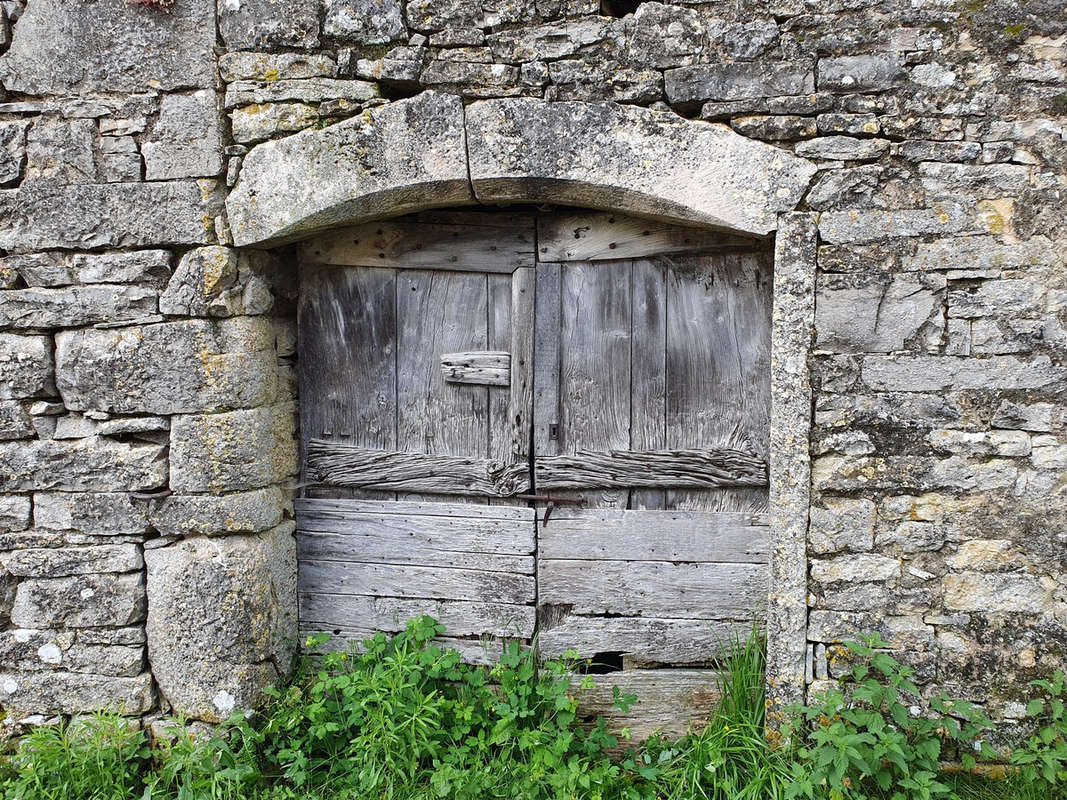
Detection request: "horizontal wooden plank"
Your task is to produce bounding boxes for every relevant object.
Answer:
[295,505,535,556]
[295,497,533,521]
[299,559,536,604]
[537,509,769,563]
[441,351,511,387]
[306,440,531,496]
[300,625,520,666]
[537,615,754,664]
[538,211,757,262]
[297,532,534,574]
[535,448,768,490]
[416,209,536,229]
[299,593,536,638]
[538,560,767,619]
[298,219,534,272]
[574,669,722,741]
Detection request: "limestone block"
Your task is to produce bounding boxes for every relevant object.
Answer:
[405,0,534,30]
[808,498,875,555]
[795,136,890,161]
[947,277,1045,319]
[0,497,30,533]
[55,317,280,415]
[0,181,217,251]
[814,392,962,430]
[467,98,816,236]
[170,404,296,493]
[230,102,320,145]
[23,116,96,184]
[0,438,166,492]
[919,162,1031,195]
[0,671,154,715]
[664,60,814,105]
[0,334,53,399]
[224,79,378,109]
[627,2,708,69]
[228,92,472,247]
[861,354,1065,392]
[218,0,320,49]
[816,113,880,136]
[730,115,818,142]
[813,455,1018,493]
[324,0,406,44]
[150,486,289,537]
[145,524,297,721]
[487,18,613,63]
[352,45,426,82]
[0,0,215,94]
[817,203,971,244]
[818,54,907,91]
[10,572,146,628]
[810,554,900,584]
[34,492,150,534]
[815,273,944,353]
[19,250,170,287]
[875,521,945,553]
[992,400,1054,432]
[902,236,1059,273]
[422,61,521,95]
[0,285,157,329]
[946,540,1018,571]
[0,544,142,577]
[716,18,779,59]
[0,402,34,440]
[159,247,277,317]
[898,141,981,162]
[943,572,1060,614]
[926,429,1031,457]
[79,627,146,646]
[219,52,337,82]
[806,164,924,210]
[142,91,223,180]
[0,120,29,184]
[808,611,934,649]
[0,629,143,676]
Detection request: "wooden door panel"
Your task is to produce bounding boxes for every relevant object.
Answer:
[630,258,668,510]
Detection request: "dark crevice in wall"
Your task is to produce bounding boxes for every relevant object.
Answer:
[599,0,642,18]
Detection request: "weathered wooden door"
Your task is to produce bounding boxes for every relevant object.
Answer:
[295,209,772,736]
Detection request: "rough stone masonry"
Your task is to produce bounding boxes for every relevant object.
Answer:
[0,0,1064,729]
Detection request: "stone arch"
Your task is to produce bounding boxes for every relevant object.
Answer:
[226,91,816,247]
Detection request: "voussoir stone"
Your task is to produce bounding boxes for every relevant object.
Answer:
[466,98,816,236]
[145,524,297,721]
[227,91,472,247]
[0,0,215,94]
[55,317,280,415]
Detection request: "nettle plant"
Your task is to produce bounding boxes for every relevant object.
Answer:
[784,635,997,800]
[1011,670,1067,790]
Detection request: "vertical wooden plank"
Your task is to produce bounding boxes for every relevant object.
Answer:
[558,260,632,509]
[533,262,562,462]
[664,251,772,512]
[299,264,396,500]
[396,270,490,503]
[629,258,667,510]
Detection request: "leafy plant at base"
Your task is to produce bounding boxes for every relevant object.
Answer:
[784,634,996,800]
[1010,669,1067,797]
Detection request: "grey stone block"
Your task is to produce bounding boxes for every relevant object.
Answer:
[230,103,320,145]
[10,572,146,628]
[628,2,708,69]
[224,79,378,109]
[795,136,890,161]
[0,629,143,676]
[23,116,97,184]
[142,91,223,180]
[818,204,970,244]
[34,492,150,534]
[324,0,406,43]
[818,54,907,92]
[0,401,34,440]
[488,18,614,63]
[809,498,875,555]
[0,545,142,577]
[0,496,30,533]
[218,0,320,49]
[664,60,814,105]
[816,273,944,353]
[150,486,289,537]
[0,439,166,492]
[861,354,1065,392]
[0,285,157,329]
[0,121,29,184]
[0,334,53,399]
[145,524,296,721]
[0,0,215,94]
[219,52,337,83]
[159,246,277,317]
[0,670,154,715]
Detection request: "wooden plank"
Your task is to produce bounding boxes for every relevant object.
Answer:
[665,251,772,512]
[558,260,631,508]
[538,615,754,664]
[535,447,767,490]
[574,669,722,741]
[298,264,396,501]
[295,514,532,556]
[506,267,535,463]
[305,441,530,496]
[538,211,755,262]
[301,625,520,666]
[533,262,562,459]
[297,532,534,574]
[298,560,536,604]
[298,220,535,272]
[538,560,768,618]
[397,270,491,503]
[417,209,537,231]
[630,258,667,510]
[536,508,769,563]
[441,351,511,386]
[294,497,532,522]
[298,593,536,638]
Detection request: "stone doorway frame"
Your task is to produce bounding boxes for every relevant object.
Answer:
[221,90,818,721]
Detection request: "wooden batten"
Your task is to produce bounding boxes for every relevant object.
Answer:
[440,350,511,386]
[537,211,758,262]
[535,447,768,490]
[299,217,535,272]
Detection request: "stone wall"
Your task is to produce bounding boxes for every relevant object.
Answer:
[0,0,1064,725]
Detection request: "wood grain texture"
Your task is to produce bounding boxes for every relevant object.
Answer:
[536,508,769,562]
[305,441,530,496]
[297,532,534,574]
[441,351,511,386]
[299,219,535,272]
[299,593,535,637]
[506,267,535,463]
[299,560,536,604]
[538,560,768,618]
[295,497,533,522]
[538,211,755,262]
[574,669,723,741]
[535,447,767,490]
[630,258,667,510]
[533,262,562,459]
